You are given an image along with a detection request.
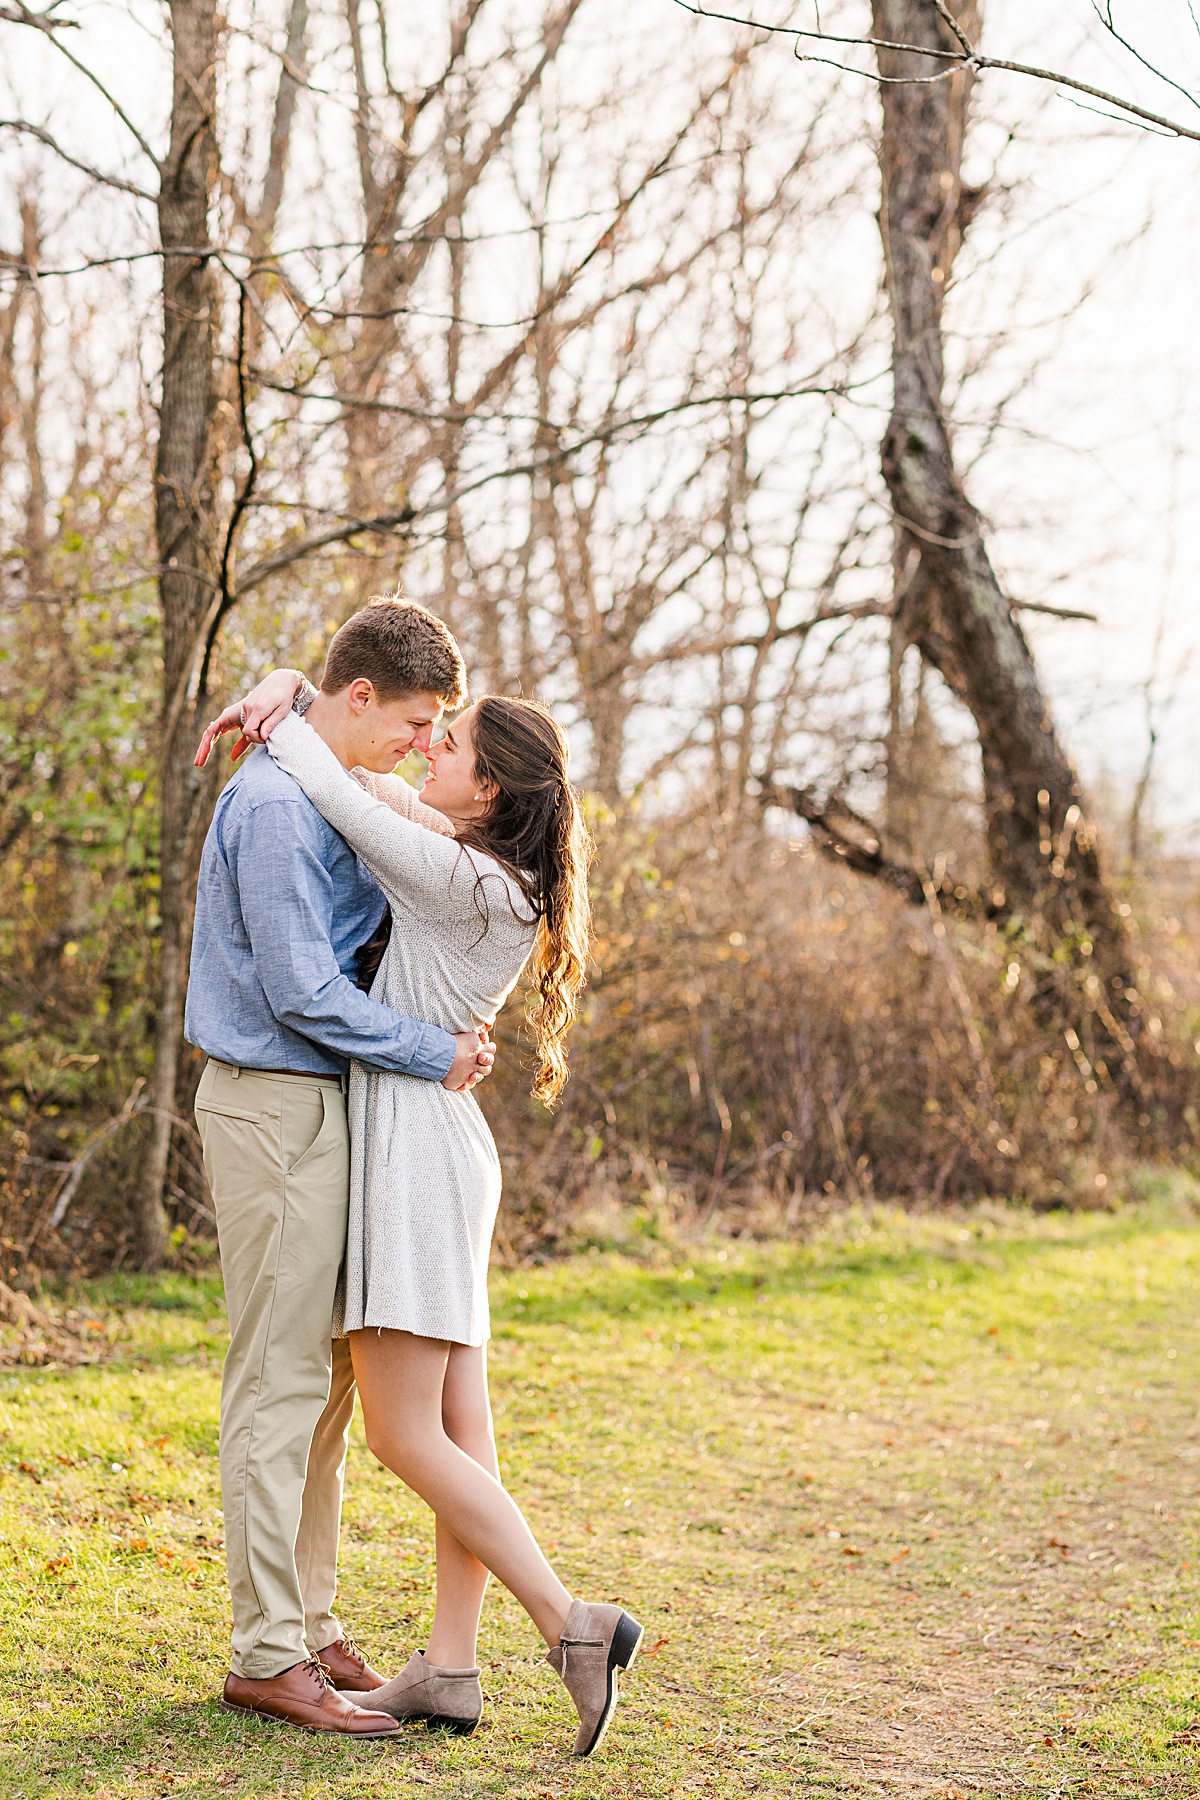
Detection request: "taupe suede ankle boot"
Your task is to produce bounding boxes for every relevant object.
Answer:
[545,1599,644,1757]
[344,1650,483,1734]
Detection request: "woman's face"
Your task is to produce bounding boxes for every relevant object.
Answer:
[421,704,497,824]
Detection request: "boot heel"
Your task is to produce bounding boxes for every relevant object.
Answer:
[610,1612,644,1672]
[426,1713,480,1735]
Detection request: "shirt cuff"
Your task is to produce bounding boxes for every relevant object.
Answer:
[411,1022,458,1082]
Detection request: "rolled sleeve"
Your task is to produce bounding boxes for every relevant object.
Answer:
[235,798,456,1080]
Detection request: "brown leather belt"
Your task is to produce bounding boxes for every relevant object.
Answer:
[211,1060,344,1086]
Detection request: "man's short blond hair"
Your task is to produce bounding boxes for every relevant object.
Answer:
[321,597,466,709]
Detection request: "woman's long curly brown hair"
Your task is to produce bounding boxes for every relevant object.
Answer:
[458,696,593,1105]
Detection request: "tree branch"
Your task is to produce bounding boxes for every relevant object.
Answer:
[0,120,155,199]
[3,0,161,166]
[674,1,1200,145]
[231,506,414,597]
[1010,598,1098,624]
[767,782,991,915]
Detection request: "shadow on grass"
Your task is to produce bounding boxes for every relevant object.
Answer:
[12,1695,462,1784]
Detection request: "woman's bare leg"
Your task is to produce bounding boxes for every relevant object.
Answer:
[426,1343,499,1667]
[351,1328,572,1649]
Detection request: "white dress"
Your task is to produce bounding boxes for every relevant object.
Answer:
[266,712,538,1346]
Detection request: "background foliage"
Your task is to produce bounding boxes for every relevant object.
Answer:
[2,1,1199,1277]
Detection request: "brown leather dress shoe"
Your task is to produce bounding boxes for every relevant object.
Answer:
[221,1655,400,1736]
[314,1634,387,1692]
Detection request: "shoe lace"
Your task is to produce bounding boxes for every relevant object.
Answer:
[336,1633,366,1668]
[304,1652,336,1690]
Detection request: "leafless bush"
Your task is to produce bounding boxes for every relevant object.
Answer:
[5,794,1197,1276]
[482,809,1200,1256]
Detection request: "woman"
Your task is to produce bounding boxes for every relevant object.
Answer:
[200,668,641,1757]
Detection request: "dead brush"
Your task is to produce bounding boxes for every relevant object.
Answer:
[484,812,1200,1251]
[3,811,1198,1275]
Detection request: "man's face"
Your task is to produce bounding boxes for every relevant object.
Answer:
[345,684,445,773]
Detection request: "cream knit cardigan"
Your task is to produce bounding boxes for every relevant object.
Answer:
[266,711,537,1344]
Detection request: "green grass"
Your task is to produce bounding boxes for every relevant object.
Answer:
[6,1182,1200,1797]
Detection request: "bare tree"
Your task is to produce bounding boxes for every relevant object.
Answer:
[134,0,224,1266]
[10,0,1174,1264]
[685,2,1135,1070]
[872,3,1131,1023]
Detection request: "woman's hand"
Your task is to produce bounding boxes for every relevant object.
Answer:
[194,669,305,768]
[441,1029,496,1092]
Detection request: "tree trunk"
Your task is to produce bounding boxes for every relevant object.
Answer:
[871,0,1131,1033]
[134,0,221,1268]
[17,197,47,601]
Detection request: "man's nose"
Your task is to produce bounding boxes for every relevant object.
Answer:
[412,725,434,753]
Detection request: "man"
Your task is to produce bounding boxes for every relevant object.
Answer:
[186,598,490,1737]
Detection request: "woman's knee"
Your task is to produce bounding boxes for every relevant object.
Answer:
[366,1412,456,1486]
[364,1414,422,1475]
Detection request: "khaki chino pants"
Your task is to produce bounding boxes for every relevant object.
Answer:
[195,1059,355,1678]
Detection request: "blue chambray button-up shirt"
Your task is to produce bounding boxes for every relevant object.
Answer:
[185,745,456,1080]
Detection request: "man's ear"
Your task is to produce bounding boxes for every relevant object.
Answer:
[345,678,376,715]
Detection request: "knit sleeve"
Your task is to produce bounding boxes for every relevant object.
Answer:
[265,711,507,915]
[354,767,457,837]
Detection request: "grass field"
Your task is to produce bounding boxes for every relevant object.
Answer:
[5,1184,1200,1798]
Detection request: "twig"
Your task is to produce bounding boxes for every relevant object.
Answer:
[46,1080,146,1229]
[920,873,997,1108]
[0,120,155,199]
[40,1091,205,1235]
[2,0,161,165]
[1010,599,1097,624]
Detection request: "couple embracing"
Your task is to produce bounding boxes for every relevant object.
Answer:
[186,597,641,1755]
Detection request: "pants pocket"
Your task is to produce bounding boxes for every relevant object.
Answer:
[195,1062,282,1126]
[285,1086,332,1176]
